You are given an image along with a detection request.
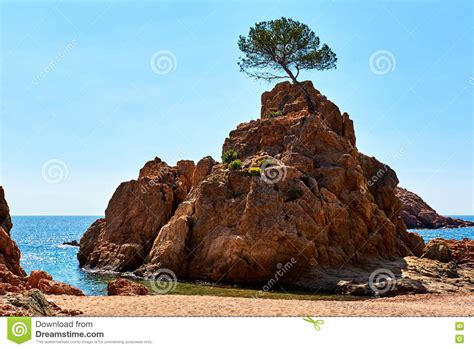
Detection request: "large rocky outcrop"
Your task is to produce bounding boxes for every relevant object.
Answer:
[0,187,84,300]
[395,187,474,229]
[79,81,426,288]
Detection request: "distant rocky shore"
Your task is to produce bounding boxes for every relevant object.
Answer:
[395,187,474,229]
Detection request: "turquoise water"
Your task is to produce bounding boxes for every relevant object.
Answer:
[10,215,474,296]
[10,216,109,295]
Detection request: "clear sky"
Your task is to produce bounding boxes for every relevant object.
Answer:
[1,0,472,215]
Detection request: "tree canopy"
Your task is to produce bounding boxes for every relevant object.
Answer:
[238,17,337,112]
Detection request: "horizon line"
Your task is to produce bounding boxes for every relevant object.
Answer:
[10,213,474,217]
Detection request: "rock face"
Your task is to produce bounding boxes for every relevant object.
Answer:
[78,157,209,271]
[395,187,474,229]
[0,187,84,299]
[107,278,149,296]
[261,81,356,146]
[0,187,25,276]
[79,81,426,289]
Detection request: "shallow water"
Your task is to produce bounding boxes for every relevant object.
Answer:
[10,215,474,296]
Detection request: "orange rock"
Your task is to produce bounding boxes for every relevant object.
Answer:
[35,278,84,296]
[78,157,212,272]
[0,187,26,276]
[191,156,216,187]
[423,238,474,267]
[80,81,427,287]
[139,82,425,283]
[107,278,149,296]
[26,270,53,288]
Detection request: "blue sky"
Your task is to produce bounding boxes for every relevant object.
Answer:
[0,0,472,215]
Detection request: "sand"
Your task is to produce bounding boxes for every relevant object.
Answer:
[47,293,474,317]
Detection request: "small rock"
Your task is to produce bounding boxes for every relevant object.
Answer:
[27,270,84,296]
[382,278,428,297]
[335,280,373,296]
[422,240,452,263]
[107,278,149,296]
[7,289,54,316]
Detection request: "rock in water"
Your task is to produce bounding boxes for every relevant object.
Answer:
[107,278,149,296]
[395,187,474,229]
[63,240,80,247]
[78,81,426,288]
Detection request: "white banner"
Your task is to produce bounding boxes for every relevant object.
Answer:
[0,317,470,348]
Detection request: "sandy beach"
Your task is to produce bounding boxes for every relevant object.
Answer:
[48,293,474,317]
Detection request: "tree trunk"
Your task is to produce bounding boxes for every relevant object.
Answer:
[281,66,315,113]
[294,81,315,114]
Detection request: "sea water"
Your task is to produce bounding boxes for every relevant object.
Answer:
[10,216,112,295]
[407,215,474,241]
[10,215,474,296]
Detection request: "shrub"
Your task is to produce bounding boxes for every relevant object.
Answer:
[263,110,284,119]
[228,159,242,170]
[258,158,276,167]
[248,167,261,176]
[222,149,238,164]
[287,188,303,201]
